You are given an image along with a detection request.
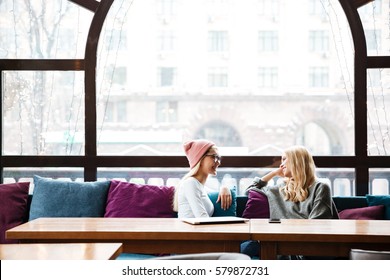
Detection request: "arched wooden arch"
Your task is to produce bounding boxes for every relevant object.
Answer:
[70,0,115,180]
[336,0,390,194]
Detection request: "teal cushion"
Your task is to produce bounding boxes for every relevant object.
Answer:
[208,188,237,217]
[116,253,156,260]
[366,195,390,220]
[29,175,110,220]
[332,196,367,211]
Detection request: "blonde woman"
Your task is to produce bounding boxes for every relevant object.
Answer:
[173,139,232,218]
[250,145,338,219]
[242,145,338,259]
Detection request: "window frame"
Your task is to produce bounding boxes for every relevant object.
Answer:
[0,0,389,197]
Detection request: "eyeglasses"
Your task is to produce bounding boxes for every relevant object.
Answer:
[204,154,222,163]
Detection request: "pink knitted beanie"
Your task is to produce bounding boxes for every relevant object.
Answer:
[183,139,215,169]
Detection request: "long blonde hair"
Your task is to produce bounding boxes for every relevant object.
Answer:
[172,161,201,212]
[282,146,316,202]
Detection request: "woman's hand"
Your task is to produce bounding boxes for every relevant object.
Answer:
[261,167,284,182]
[273,167,284,178]
[216,186,232,210]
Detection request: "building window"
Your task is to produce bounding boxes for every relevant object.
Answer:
[258,31,278,52]
[308,0,328,18]
[105,101,127,123]
[309,67,329,87]
[158,67,177,87]
[309,30,329,52]
[156,101,178,123]
[208,31,229,52]
[158,30,175,52]
[258,67,278,88]
[105,102,114,122]
[117,101,127,122]
[157,0,176,16]
[208,67,228,87]
[257,0,280,17]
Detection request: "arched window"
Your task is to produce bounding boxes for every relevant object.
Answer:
[296,122,332,155]
[0,0,389,195]
[195,121,242,147]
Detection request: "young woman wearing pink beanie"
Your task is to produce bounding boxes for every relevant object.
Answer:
[173,139,232,218]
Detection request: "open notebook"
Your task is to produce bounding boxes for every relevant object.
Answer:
[181,216,249,225]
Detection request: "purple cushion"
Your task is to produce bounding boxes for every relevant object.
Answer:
[338,205,385,220]
[0,182,30,244]
[104,180,176,218]
[242,190,270,219]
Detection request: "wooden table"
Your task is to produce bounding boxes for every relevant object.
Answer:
[6,218,250,254]
[250,219,390,260]
[0,243,123,260]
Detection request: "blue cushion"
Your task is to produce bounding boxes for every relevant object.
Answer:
[366,195,390,220]
[29,175,110,220]
[208,188,237,217]
[116,253,156,260]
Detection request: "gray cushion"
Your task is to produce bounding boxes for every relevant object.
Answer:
[29,175,110,220]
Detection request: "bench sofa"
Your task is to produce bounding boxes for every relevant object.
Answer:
[237,193,389,219]
[1,175,390,247]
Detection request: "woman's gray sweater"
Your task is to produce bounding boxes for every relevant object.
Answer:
[248,177,339,219]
